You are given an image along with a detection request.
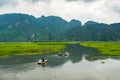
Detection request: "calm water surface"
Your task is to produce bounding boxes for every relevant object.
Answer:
[0,44,120,80]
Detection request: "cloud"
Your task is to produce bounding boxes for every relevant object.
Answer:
[32,0,41,3]
[25,0,51,4]
[65,0,96,3]
[114,8,120,14]
[0,0,119,24]
[106,0,120,14]
[0,0,18,7]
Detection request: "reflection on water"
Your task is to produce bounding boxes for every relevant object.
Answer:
[0,44,98,66]
[0,44,120,80]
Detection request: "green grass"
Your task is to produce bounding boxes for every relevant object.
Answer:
[0,41,80,58]
[0,42,66,58]
[1,41,119,58]
[34,41,80,45]
[81,41,120,56]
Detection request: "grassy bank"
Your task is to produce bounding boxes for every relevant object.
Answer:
[0,42,69,58]
[0,41,119,58]
[0,41,80,58]
[81,41,120,56]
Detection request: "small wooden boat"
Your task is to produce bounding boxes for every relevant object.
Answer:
[58,52,69,57]
[58,52,62,56]
[37,59,47,65]
[64,52,69,57]
[101,62,105,64]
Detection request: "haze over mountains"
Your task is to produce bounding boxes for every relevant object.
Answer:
[0,13,120,42]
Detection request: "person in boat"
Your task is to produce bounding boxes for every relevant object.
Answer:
[38,57,47,65]
[41,57,45,62]
[64,52,69,56]
[58,52,62,56]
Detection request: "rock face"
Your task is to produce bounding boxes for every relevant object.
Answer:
[0,13,120,42]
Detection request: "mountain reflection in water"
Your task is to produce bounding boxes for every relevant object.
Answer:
[0,44,119,67]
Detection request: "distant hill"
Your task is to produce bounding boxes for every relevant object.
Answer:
[0,13,81,41]
[62,22,120,41]
[0,13,120,42]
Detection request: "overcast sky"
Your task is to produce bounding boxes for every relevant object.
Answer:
[0,0,119,24]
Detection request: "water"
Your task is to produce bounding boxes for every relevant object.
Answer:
[0,44,120,80]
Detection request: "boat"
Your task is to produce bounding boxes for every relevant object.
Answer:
[58,52,69,57]
[37,59,47,64]
[58,52,62,56]
[64,52,69,57]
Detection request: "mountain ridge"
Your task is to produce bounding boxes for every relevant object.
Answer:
[0,13,120,42]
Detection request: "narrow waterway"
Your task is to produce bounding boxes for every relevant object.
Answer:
[0,44,120,80]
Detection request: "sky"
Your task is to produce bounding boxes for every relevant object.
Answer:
[0,0,120,24]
